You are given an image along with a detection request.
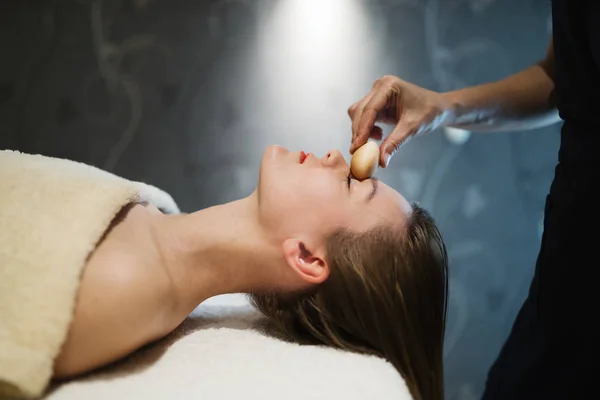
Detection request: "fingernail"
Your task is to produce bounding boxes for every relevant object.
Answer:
[384,153,392,167]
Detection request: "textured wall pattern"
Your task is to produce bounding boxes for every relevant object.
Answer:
[0,0,558,398]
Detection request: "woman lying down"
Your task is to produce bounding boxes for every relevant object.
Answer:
[0,146,448,400]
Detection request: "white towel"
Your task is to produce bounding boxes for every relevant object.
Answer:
[45,294,413,400]
[0,150,179,398]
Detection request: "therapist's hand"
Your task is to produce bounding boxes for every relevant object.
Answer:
[348,75,452,167]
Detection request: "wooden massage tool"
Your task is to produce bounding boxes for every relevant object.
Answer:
[350,141,380,180]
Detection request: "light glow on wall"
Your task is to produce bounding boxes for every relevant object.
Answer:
[249,0,384,153]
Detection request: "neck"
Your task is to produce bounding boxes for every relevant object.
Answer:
[152,193,284,309]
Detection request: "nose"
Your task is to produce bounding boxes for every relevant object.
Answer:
[322,149,348,172]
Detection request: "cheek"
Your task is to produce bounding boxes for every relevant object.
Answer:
[260,157,356,221]
[295,183,349,230]
[267,167,338,205]
[300,173,343,209]
[271,174,347,231]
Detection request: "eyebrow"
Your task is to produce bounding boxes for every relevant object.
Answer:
[366,178,379,203]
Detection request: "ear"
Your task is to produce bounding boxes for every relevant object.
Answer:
[282,238,330,285]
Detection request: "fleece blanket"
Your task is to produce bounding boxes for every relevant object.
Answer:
[44,294,412,400]
[0,150,179,399]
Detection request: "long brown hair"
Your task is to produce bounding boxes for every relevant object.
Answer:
[250,203,448,400]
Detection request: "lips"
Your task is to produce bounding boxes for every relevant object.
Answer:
[300,151,307,164]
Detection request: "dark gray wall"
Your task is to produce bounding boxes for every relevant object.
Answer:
[0,0,559,398]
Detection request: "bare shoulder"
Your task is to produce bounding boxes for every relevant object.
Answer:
[79,203,169,292]
[54,203,176,378]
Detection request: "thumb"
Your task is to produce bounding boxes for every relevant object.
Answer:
[379,123,411,168]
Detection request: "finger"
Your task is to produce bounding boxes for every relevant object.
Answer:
[379,123,411,168]
[347,101,359,119]
[349,78,388,152]
[350,94,374,153]
[355,89,391,151]
[350,99,364,144]
[370,126,383,141]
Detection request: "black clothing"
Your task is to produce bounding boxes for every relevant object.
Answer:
[482,1,599,398]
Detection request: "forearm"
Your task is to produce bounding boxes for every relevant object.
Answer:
[442,62,560,132]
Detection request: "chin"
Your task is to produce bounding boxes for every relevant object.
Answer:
[258,144,289,184]
[263,145,290,159]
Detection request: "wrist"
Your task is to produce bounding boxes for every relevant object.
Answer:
[437,91,463,128]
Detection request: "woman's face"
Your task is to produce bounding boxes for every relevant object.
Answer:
[256,145,412,244]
